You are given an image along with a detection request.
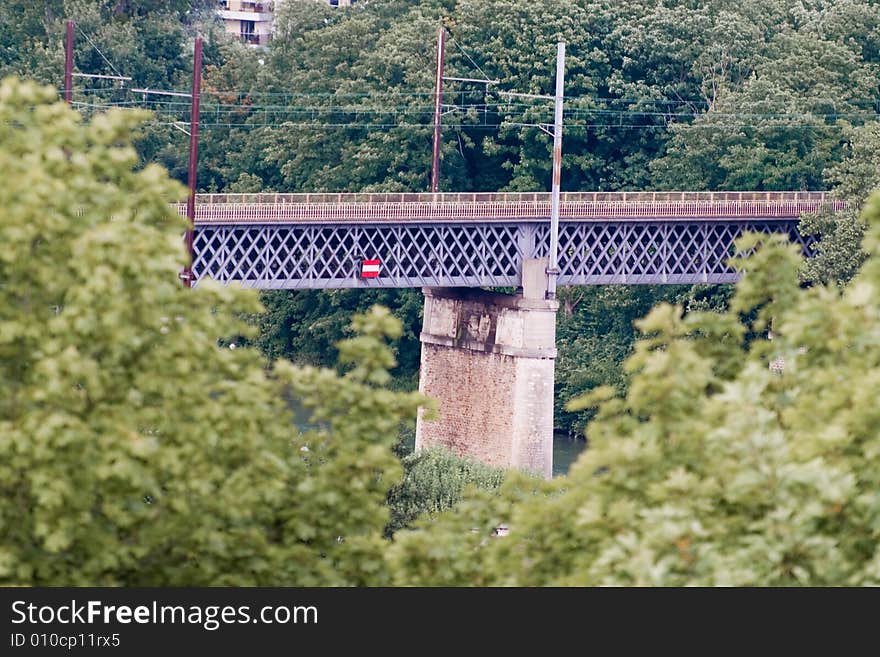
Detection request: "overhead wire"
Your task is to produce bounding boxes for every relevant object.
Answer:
[71,96,880,121]
[448,37,495,85]
[69,84,880,114]
[76,27,128,80]
[67,76,880,140]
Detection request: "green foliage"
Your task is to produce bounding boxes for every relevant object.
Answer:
[798,122,880,286]
[0,1,231,188]
[0,78,424,585]
[8,2,880,587]
[0,0,214,86]
[386,447,505,536]
[651,2,880,191]
[9,1,880,200]
[0,1,66,82]
[253,288,424,389]
[390,203,880,585]
[184,0,730,193]
[554,284,732,435]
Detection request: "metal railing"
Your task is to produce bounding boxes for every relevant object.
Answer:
[175,191,845,224]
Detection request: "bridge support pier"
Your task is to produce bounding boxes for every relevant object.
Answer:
[415,261,558,478]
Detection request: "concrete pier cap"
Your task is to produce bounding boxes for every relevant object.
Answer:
[414,279,559,479]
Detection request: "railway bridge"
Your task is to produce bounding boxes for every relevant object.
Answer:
[180,191,844,477]
[183,191,837,288]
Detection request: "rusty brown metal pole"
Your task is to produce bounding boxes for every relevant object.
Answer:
[430,26,446,194]
[546,42,565,300]
[181,36,202,288]
[63,20,74,104]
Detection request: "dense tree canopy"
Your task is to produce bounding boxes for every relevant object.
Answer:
[8,0,879,200]
[0,78,423,585]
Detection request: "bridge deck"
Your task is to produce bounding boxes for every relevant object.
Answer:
[179,191,843,224]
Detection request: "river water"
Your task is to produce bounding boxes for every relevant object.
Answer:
[553,433,587,477]
[395,429,586,477]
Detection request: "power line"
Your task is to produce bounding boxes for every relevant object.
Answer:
[67,80,880,140]
[448,37,494,86]
[66,82,880,110]
[68,83,880,115]
[70,95,880,122]
[76,27,127,79]
[136,120,871,132]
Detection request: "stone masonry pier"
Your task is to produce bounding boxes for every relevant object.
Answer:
[414,279,558,478]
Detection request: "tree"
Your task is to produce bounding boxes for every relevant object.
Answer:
[651,4,880,191]
[385,447,505,536]
[0,78,424,586]
[0,1,66,82]
[0,1,234,190]
[798,122,880,286]
[553,284,729,436]
[253,287,424,389]
[389,197,880,586]
[0,0,214,87]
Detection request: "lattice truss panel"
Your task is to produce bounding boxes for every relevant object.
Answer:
[192,220,808,289]
[192,223,523,289]
[533,220,808,285]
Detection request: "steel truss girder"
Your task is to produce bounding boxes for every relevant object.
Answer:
[191,219,809,289]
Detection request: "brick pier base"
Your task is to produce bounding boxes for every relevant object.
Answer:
[414,280,558,478]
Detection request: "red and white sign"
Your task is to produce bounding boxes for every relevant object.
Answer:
[361,259,381,278]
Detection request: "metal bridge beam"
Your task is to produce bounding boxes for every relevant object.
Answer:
[191,219,809,290]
